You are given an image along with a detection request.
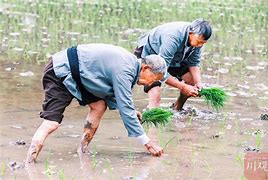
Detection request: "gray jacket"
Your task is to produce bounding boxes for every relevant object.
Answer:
[138,22,202,80]
[52,43,149,144]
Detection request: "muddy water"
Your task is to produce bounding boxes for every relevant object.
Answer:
[0,57,267,180]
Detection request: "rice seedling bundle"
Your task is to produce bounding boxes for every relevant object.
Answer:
[141,108,173,127]
[199,87,228,111]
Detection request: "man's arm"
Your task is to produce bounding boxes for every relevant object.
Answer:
[112,72,163,156]
[165,76,198,97]
[26,120,59,163]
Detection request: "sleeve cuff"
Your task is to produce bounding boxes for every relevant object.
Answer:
[160,72,170,83]
[136,134,150,145]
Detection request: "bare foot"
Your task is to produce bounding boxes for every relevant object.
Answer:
[170,102,184,111]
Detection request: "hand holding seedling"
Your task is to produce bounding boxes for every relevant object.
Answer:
[181,84,199,97]
[194,82,203,91]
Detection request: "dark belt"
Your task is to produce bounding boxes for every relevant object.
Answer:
[67,46,88,106]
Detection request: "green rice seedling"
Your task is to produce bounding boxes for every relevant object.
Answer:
[141,108,173,127]
[219,112,227,131]
[58,169,66,180]
[199,87,228,111]
[163,136,177,148]
[1,161,5,176]
[188,114,194,126]
[202,160,212,175]
[127,149,134,166]
[1,0,267,64]
[255,130,262,150]
[44,158,53,176]
[235,118,240,134]
[235,153,244,168]
[104,158,114,179]
[91,145,98,170]
[157,126,165,147]
[190,142,198,179]
[44,149,53,176]
[91,154,98,170]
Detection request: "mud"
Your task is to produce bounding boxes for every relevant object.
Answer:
[0,57,267,179]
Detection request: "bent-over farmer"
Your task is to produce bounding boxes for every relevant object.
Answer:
[134,18,212,110]
[26,43,167,163]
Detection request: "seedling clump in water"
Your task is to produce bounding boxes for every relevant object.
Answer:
[199,87,228,111]
[141,108,173,127]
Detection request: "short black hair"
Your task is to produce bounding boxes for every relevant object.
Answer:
[190,18,212,40]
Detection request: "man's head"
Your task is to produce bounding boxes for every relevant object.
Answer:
[188,18,212,48]
[138,55,167,86]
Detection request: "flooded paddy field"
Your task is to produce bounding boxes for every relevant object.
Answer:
[0,55,267,179]
[0,0,268,179]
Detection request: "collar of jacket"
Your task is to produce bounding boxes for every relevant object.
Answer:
[132,58,141,88]
[184,26,191,47]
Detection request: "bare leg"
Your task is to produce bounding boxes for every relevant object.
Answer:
[80,100,107,153]
[173,72,195,111]
[26,120,59,163]
[147,86,161,108]
[173,93,189,111]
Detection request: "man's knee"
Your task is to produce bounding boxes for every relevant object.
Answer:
[181,72,195,85]
[88,100,107,112]
[43,120,60,132]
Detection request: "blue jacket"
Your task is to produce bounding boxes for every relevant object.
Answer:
[137,22,202,80]
[52,44,149,144]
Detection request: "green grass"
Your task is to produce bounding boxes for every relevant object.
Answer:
[142,108,173,127]
[199,87,228,111]
[0,0,267,63]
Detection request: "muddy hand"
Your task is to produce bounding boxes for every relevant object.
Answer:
[195,82,203,90]
[181,84,199,97]
[145,141,164,157]
[26,143,43,163]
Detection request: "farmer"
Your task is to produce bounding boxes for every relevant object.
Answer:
[26,43,167,163]
[134,18,212,110]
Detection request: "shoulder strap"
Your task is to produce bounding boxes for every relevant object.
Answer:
[67,46,87,105]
